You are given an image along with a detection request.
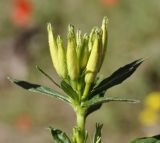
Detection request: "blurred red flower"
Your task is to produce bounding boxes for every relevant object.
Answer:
[12,0,32,27]
[101,0,119,6]
[15,114,32,131]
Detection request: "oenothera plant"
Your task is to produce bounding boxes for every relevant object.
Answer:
[9,17,159,143]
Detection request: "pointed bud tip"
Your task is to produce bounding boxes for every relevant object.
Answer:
[76,30,82,45]
[95,28,102,38]
[89,27,96,37]
[47,23,52,32]
[83,33,89,40]
[68,24,75,33]
[76,29,82,35]
[92,27,97,31]
[68,25,76,40]
[57,36,63,46]
[102,17,109,25]
[57,35,62,41]
[76,30,81,39]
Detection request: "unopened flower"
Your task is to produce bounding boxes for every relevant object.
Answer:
[101,17,108,66]
[80,34,89,70]
[67,25,79,81]
[47,23,60,76]
[76,30,83,59]
[57,36,67,79]
[88,28,96,52]
[85,30,102,83]
[47,17,108,93]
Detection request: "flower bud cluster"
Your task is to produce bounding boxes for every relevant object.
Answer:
[47,17,108,98]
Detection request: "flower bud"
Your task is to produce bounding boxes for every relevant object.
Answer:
[80,34,89,70]
[67,25,79,80]
[57,35,67,78]
[88,27,96,52]
[85,31,102,83]
[47,23,59,73]
[101,17,108,65]
[76,30,82,51]
[76,30,82,68]
[47,23,60,74]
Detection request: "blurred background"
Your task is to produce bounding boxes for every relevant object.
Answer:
[0,0,160,142]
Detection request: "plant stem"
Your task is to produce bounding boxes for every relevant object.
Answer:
[75,107,86,143]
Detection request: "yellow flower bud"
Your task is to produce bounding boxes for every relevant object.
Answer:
[80,34,89,70]
[57,36,67,79]
[101,17,108,65]
[76,30,82,51]
[88,27,96,52]
[47,23,60,74]
[85,31,102,83]
[76,30,82,69]
[67,25,79,80]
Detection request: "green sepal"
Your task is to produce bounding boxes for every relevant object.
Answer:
[130,135,160,143]
[90,59,143,96]
[93,123,103,143]
[61,80,79,102]
[49,127,72,143]
[83,96,139,107]
[36,65,60,88]
[8,77,70,104]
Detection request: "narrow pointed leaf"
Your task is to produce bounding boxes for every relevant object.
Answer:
[83,96,139,107]
[130,135,160,143]
[93,123,103,143]
[90,59,143,96]
[61,80,79,101]
[86,59,143,116]
[49,127,71,143]
[36,65,60,88]
[8,77,70,104]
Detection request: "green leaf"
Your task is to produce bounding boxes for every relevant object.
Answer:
[8,77,70,104]
[61,80,79,101]
[83,96,139,107]
[86,59,143,116]
[49,127,71,143]
[93,123,103,143]
[86,92,105,116]
[36,65,60,88]
[90,59,143,96]
[130,135,160,143]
